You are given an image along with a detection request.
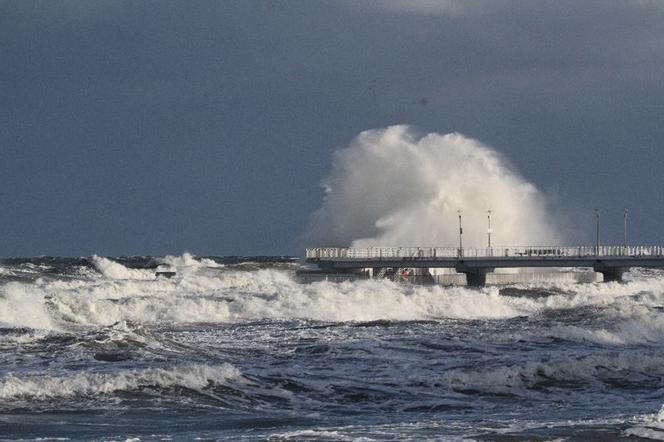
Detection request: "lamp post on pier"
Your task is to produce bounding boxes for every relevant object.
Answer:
[457,210,463,257]
[624,208,628,249]
[487,210,492,252]
[595,209,600,256]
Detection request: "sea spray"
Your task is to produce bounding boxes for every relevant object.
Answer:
[305,125,561,247]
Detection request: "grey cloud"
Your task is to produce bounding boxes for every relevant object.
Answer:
[2,1,664,255]
[8,0,124,20]
[365,0,503,16]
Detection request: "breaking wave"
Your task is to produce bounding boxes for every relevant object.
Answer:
[438,352,664,397]
[0,363,240,400]
[305,125,561,247]
[1,256,664,336]
[2,256,664,439]
[91,252,221,280]
[160,253,223,269]
[92,255,154,280]
[515,315,664,346]
[626,405,664,440]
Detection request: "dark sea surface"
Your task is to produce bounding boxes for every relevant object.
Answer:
[1,255,664,441]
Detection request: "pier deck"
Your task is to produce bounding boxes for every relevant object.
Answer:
[305,246,664,285]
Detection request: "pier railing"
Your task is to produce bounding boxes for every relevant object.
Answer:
[305,246,664,260]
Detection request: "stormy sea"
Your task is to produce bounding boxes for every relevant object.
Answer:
[1,255,664,440]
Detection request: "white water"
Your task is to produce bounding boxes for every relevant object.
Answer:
[2,256,664,343]
[305,125,561,248]
[91,253,221,280]
[1,256,664,439]
[91,255,154,280]
[627,405,664,440]
[0,363,240,400]
[438,352,664,396]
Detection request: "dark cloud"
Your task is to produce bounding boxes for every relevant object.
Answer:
[1,1,663,255]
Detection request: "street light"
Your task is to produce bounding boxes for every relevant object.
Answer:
[487,210,492,250]
[595,209,600,256]
[624,208,628,249]
[457,210,463,256]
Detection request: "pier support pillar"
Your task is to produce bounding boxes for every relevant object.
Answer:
[594,266,629,283]
[458,267,494,287]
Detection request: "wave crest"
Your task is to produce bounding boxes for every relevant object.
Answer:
[2,262,664,334]
[0,363,240,400]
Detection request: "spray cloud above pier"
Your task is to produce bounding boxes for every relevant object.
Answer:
[305,125,562,249]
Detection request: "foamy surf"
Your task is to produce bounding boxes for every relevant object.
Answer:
[1,255,663,440]
[91,255,155,280]
[0,363,241,400]
[624,405,664,440]
[1,256,664,333]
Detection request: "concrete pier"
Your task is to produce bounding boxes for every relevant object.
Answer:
[304,246,664,286]
[457,266,494,287]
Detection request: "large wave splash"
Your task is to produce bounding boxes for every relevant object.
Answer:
[305,125,561,248]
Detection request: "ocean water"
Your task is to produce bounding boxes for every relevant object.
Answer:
[1,255,664,441]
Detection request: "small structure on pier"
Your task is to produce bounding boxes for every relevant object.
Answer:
[155,264,176,279]
[302,246,664,286]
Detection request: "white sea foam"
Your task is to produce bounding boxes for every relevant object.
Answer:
[2,256,664,331]
[0,282,58,330]
[91,253,222,281]
[305,125,561,248]
[91,255,154,280]
[436,352,664,396]
[516,315,664,346]
[625,405,664,440]
[159,252,222,269]
[0,270,532,329]
[269,429,351,441]
[0,363,240,400]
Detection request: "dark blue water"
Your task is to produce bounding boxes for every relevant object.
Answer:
[1,255,663,440]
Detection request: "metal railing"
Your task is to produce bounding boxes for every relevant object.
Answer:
[305,246,664,260]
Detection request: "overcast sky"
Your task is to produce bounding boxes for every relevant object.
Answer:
[2,0,664,256]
